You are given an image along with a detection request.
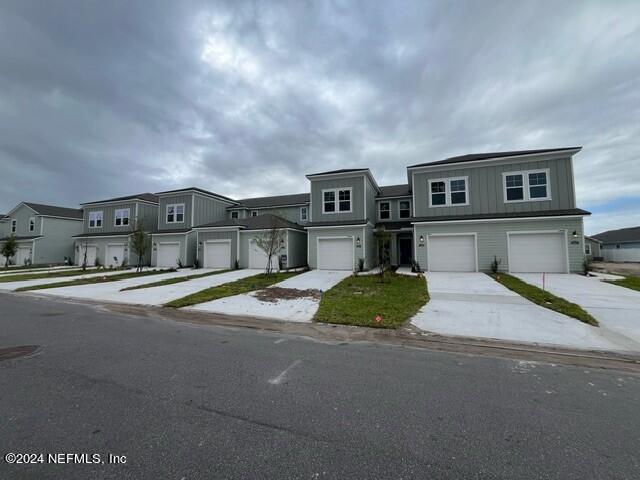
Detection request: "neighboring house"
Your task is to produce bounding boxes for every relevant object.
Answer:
[592,226,640,262]
[151,187,237,268]
[0,202,83,265]
[305,147,589,273]
[73,193,159,268]
[227,193,310,224]
[195,214,307,270]
[584,236,602,261]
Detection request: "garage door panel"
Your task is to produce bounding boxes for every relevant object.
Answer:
[249,240,277,270]
[106,244,125,268]
[509,232,566,273]
[79,245,97,267]
[16,247,32,266]
[204,242,231,269]
[318,238,353,271]
[428,235,476,272]
[157,243,181,268]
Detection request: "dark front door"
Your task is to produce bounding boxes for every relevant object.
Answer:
[399,237,412,265]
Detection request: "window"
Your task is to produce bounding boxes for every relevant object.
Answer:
[585,244,592,255]
[230,211,239,219]
[379,202,390,220]
[11,219,16,233]
[429,177,468,207]
[300,207,308,221]
[323,191,335,213]
[29,217,35,232]
[503,169,550,202]
[251,211,258,217]
[339,189,351,212]
[89,211,103,228]
[323,188,352,213]
[114,208,130,227]
[166,204,184,223]
[399,200,411,218]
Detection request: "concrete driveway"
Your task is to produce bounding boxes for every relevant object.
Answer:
[411,272,629,352]
[0,268,141,292]
[515,273,640,349]
[188,270,352,322]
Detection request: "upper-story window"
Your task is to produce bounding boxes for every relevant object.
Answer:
[379,202,390,220]
[251,211,258,217]
[429,177,469,207]
[503,169,550,202]
[114,208,130,227]
[11,219,16,233]
[89,211,103,228]
[323,188,352,213]
[399,200,411,219]
[230,211,239,219]
[300,207,308,221]
[166,204,184,223]
[29,217,35,232]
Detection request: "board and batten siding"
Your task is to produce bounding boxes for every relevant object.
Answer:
[197,230,238,268]
[309,176,366,222]
[151,231,197,266]
[157,195,193,231]
[83,202,157,234]
[412,157,576,218]
[74,237,148,267]
[413,217,584,273]
[286,230,308,268]
[375,197,413,222]
[6,204,43,237]
[33,217,82,264]
[237,205,309,224]
[193,195,230,227]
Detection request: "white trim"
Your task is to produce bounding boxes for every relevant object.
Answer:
[40,217,44,236]
[428,176,470,208]
[230,211,240,219]
[113,208,130,227]
[300,206,308,222]
[398,200,411,219]
[502,168,551,203]
[321,187,353,214]
[166,203,185,224]
[191,194,195,226]
[237,229,240,264]
[506,230,569,274]
[33,215,82,222]
[204,239,231,244]
[377,195,412,200]
[192,226,241,232]
[74,234,132,239]
[7,202,39,216]
[426,232,478,272]
[306,170,381,193]
[228,202,309,211]
[81,199,157,208]
[135,203,139,227]
[378,201,391,221]
[316,235,356,271]
[585,243,592,255]
[412,214,586,226]
[29,217,35,232]
[362,227,366,269]
[88,211,103,228]
[251,210,258,217]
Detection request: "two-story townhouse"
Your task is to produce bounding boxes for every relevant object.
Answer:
[408,147,589,273]
[375,184,414,266]
[151,187,237,268]
[0,202,83,265]
[304,169,380,270]
[74,193,158,268]
[226,193,310,224]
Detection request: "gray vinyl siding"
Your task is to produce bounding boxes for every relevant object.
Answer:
[74,237,149,268]
[193,195,230,227]
[365,177,377,222]
[412,157,576,218]
[307,226,370,270]
[0,220,9,237]
[364,226,376,269]
[310,176,366,222]
[150,231,196,267]
[7,204,42,237]
[137,203,158,231]
[602,241,640,249]
[82,202,157,234]
[158,193,230,230]
[32,217,82,264]
[237,205,308,224]
[375,197,413,222]
[286,230,308,268]
[585,238,601,259]
[197,230,238,268]
[157,195,192,230]
[414,217,584,273]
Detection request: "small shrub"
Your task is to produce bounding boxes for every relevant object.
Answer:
[94,257,102,268]
[176,258,183,269]
[193,258,200,269]
[358,258,365,272]
[234,259,240,270]
[121,257,128,269]
[491,256,502,274]
[411,260,422,273]
[583,257,591,275]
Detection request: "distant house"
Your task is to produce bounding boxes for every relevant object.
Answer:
[592,226,640,262]
[584,236,602,260]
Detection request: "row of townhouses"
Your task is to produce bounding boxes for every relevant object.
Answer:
[0,147,590,273]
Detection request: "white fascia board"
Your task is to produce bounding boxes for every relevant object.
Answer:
[411,214,587,226]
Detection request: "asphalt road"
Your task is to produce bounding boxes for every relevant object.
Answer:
[1,293,639,479]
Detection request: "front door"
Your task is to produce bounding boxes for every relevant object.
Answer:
[399,238,412,265]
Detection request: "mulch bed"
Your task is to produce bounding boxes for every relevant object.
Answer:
[253,287,322,303]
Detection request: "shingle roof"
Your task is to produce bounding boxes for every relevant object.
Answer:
[72,231,134,238]
[408,147,581,169]
[232,193,310,209]
[154,187,237,204]
[305,219,370,227]
[411,208,590,223]
[0,235,42,241]
[306,168,369,177]
[153,228,193,234]
[375,221,413,230]
[592,226,640,244]
[81,193,158,206]
[23,202,83,219]
[196,214,304,231]
[377,184,411,197]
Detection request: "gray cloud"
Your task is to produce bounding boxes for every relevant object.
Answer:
[0,0,638,234]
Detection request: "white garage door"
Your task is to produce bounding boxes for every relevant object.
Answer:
[428,235,477,272]
[204,241,231,269]
[248,239,278,270]
[509,232,567,273]
[16,246,32,266]
[157,242,181,268]
[317,238,353,270]
[106,244,125,268]
[78,245,97,267]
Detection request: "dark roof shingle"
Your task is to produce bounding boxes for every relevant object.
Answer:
[196,214,304,231]
[377,184,411,197]
[154,187,237,204]
[232,193,310,209]
[23,202,83,219]
[306,168,369,177]
[81,193,158,206]
[411,208,590,223]
[593,226,640,244]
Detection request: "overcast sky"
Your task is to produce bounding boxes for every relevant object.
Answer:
[1,1,638,234]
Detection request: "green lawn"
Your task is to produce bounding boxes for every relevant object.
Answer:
[121,269,232,291]
[15,270,170,292]
[0,267,107,283]
[606,276,640,292]
[314,273,429,328]
[489,273,598,326]
[165,271,299,308]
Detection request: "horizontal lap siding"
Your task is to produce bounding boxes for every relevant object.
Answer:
[414,217,584,273]
[35,218,82,264]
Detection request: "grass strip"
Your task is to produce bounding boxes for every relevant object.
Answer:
[16,270,170,292]
[165,271,299,308]
[314,273,429,329]
[489,273,598,326]
[121,269,232,291]
[0,268,110,283]
[606,276,640,292]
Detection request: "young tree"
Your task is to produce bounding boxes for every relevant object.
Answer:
[81,237,90,271]
[375,227,392,283]
[1,235,18,267]
[254,215,285,275]
[130,222,149,272]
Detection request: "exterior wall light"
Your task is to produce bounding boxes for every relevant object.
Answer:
[572,230,578,238]
[355,237,361,247]
[419,235,424,243]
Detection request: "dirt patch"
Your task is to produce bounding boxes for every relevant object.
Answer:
[253,287,322,303]
[591,261,640,277]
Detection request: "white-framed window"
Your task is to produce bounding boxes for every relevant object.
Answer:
[11,219,16,233]
[503,169,551,202]
[251,211,258,217]
[114,208,130,227]
[230,211,239,219]
[300,206,308,221]
[379,202,390,220]
[585,243,592,255]
[322,188,352,214]
[399,200,411,219]
[29,217,35,232]
[428,177,469,207]
[88,211,103,228]
[166,204,185,223]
